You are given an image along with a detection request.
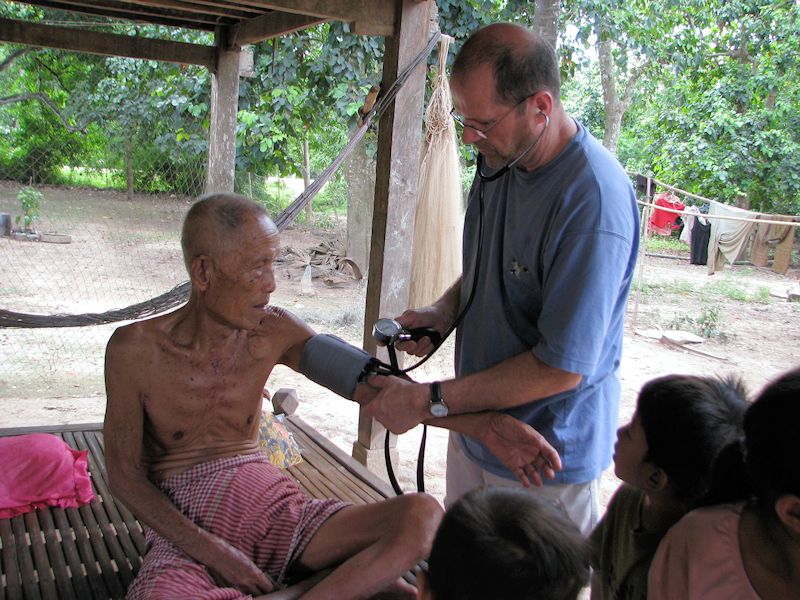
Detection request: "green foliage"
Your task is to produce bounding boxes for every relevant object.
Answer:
[234,175,295,217]
[615,1,800,214]
[667,305,725,339]
[235,22,385,179]
[2,0,799,223]
[459,164,476,201]
[562,62,605,139]
[16,186,42,230]
[314,173,348,214]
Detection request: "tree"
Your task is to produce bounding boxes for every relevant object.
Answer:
[619,0,800,213]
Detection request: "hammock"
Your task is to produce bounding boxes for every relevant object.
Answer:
[0,32,441,330]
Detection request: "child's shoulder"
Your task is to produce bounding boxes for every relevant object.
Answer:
[592,484,644,540]
[663,502,745,547]
[607,483,646,513]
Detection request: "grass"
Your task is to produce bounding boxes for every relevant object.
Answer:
[57,166,121,189]
[646,235,687,254]
[637,277,773,305]
[634,280,695,295]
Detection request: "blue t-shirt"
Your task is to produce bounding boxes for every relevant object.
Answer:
[455,121,639,484]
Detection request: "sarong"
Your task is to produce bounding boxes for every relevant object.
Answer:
[126,453,347,599]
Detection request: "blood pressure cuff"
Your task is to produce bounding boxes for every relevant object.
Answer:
[299,334,377,400]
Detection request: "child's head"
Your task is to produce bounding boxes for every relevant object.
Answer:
[615,374,747,504]
[421,487,590,600]
[743,367,800,524]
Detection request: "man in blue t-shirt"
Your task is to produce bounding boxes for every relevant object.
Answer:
[363,23,639,534]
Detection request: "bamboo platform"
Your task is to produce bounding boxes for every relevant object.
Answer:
[0,417,396,600]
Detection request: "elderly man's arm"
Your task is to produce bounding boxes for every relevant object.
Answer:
[103,328,275,596]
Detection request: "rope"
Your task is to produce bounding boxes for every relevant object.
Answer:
[1,32,442,330]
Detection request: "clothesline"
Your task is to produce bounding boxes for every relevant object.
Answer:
[629,171,799,224]
[636,198,800,228]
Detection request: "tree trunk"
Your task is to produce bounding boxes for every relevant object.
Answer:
[344,132,376,275]
[597,24,647,154]
[302,130,312,219]
[533,0,560,50]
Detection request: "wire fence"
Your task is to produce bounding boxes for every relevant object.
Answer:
[0,72,214,401]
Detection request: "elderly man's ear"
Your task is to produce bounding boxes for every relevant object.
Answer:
[775,495,800,537]
[190,255,213,291]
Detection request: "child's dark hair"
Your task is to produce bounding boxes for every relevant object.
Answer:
[703,367,800,509]
[426,487,590,600]
[637,374,748,504]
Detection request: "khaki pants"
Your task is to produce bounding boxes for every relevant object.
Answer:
[444,431,600,536]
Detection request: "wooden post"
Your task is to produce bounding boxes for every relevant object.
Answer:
[631,175,653,328]
[205,30,240,194]
[352,0,432,477]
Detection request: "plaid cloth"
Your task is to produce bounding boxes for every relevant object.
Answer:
[127,453,347,599]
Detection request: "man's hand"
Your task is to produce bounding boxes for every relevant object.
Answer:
[480,413,561,487]
[206,536,276,596]
[394,308,444,357]
[352,381,379,406]
[360,375,428,434]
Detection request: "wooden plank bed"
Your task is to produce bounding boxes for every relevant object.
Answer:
[0,417,396,600]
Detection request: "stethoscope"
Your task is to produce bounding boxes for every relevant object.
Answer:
[475,112,550,182]
[375,113,551,495]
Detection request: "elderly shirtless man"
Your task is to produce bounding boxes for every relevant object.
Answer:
[104,193,560,599]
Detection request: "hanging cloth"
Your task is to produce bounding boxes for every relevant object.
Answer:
[408,36,463,308]
[707,201,756,274]
[649,192,685,236]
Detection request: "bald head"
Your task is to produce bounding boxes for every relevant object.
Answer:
[452,23,561,105]
[181,193,275,272]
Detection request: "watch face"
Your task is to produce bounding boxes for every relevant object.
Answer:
[430,401,449,418]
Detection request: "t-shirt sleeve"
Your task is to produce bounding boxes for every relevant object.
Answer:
[533,229,634,375]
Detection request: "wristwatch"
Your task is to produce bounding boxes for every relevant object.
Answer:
[429,381,449,418]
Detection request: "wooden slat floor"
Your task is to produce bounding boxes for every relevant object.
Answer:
[0,417,396,600]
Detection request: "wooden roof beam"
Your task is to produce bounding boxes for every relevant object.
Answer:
[15,1,223,30]
[240,1,395,36]
[119,0,261,19]
[0,17,216,69]
[230,11,326,45]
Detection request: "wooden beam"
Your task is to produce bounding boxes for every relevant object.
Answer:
[117,0,259,19]
[205,35,240,193]
[236,1,395,36]
[354,0,432,472]
[231,12,326,45]
[0,17,216,69]
[14,1,224,29]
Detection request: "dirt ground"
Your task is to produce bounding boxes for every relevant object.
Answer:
[1,187,799,510]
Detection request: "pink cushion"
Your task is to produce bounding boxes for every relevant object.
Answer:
[0,433,95,518]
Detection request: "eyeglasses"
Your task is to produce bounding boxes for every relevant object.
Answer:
[450,94,534,140]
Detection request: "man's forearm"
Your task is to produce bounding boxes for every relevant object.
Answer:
[431,277,462,332]
[362,352,581,435]
[111,472,230,568]
[442,351,581,415]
